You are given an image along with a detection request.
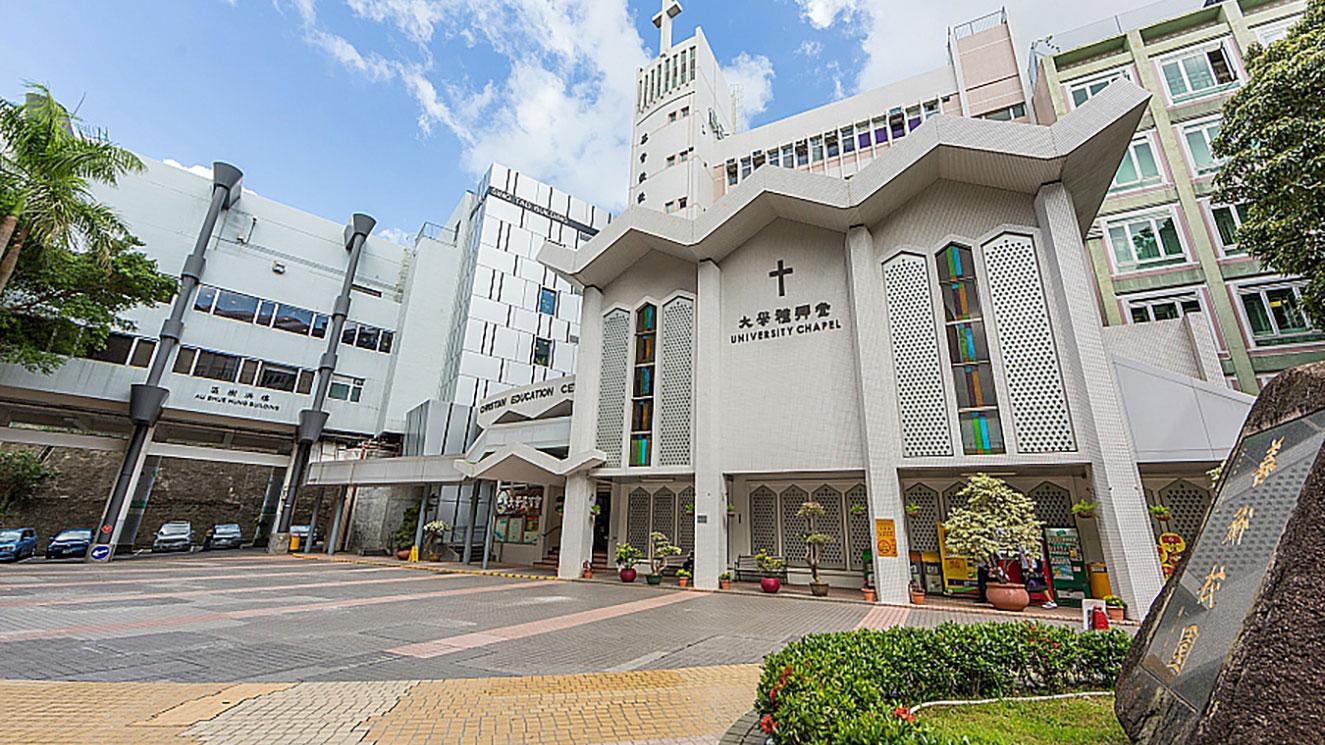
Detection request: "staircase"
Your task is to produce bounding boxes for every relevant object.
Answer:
[532,547,611,573]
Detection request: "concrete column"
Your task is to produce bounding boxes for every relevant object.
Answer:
[117,454,161,552]
[692,259,726,590]
[843,226,909,604]
[98,425,155,554]
[558,286,604,580]
[1035,183,1164,617]
[266,453,300,554]
[253,466,286,547]
[462,482,480,564]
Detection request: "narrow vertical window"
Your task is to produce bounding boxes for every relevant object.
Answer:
[937,244,1004,454]
[630,304,657,466]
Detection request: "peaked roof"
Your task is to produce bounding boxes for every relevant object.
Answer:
[540,81,1150,288]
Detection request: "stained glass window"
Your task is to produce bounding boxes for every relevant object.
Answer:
[630,304,657,466]
[937,244,1004,454]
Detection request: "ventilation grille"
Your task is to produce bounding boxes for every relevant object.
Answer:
[1028,482,1074,528]
[905,484,941,553]
[750,486,778,554]
[658,297,694,466]
[982,233,1076,453]
[1159,479,1212,543]
[779,486,809,565]
[652,487,676,546]
[626,487,651,550]
[941,483,968,519]
[596,310,630,466]
[846,484,871,569]
[677,486,695,554]
[884,255,952,457]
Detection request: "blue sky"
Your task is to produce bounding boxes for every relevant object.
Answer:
[0,0,1162,244]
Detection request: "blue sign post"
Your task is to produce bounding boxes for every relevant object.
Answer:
[89,544,112,562]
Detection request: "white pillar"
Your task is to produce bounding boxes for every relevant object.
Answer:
[94,425,155,559]
[267,450,301,554]
[1034,183,1164,617]
[693,260,726,590]
[843,226,909,604]
[559,286,605,579]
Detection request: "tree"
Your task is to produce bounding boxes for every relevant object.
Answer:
[796,500,835,586]
[1213,2,1325,326]
[0,232,175,372]
[942,474,1043,584]
[0,83,143,295]
[0,449,57,520]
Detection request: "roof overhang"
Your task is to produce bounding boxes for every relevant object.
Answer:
[539,81,1150,288]
[454,443,604,486]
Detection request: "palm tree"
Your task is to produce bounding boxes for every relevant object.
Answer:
[0,84,143,296]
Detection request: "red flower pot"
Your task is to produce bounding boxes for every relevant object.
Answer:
[761,577,781,593]
[619,567,637,583]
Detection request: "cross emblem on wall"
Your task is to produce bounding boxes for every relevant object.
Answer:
[769,260,793,297]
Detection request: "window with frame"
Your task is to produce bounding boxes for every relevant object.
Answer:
[857,121,871,149]
[1105,210,1186,272]
[664,201,675,214]
[1159,43,1237,103]
[795,141,809,166]
[810,136,824,162]
[629,304,657,466]
[726,161,738,186]
[740,157,752,179]
[937,244,1005,455]
[1238,281,1323,347]
[766,148,778,167]
[825,132,839,158]
[666,155,676,167]
[1112,134,1162,191]
[840,126,855,153]
[1255,15,1302,45]
[86,332,134,365]
[537,287,557,315]
[1068,68,1132,108]
[212,290,259,322]
[1211,203,1251,254]
[193,349,241,382]
[533,337,553,367]
[328,373,364,403]
[1183,119,1224,176]
[1128,292,1202,323]
[781,144,794,168]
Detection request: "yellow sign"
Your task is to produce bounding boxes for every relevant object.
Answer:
[936,522,978,594]
[875,518,898,558]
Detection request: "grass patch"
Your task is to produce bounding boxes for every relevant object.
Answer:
[919,695,1127,745]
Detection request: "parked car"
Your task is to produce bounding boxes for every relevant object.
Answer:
[291,524,317,546]
[0,528,38,562]
[45,528,93,559]
[151,521,194,552]
[203,523,243,550]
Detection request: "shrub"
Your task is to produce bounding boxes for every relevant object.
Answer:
[756,622,1131,745]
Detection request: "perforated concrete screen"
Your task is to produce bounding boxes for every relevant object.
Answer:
[626,487,651,550]
[846,484,871,569]
[658,297,694,466]
[750,486,778,554]
[905,484,941,553]
[677,486,695,554]
[884,254,953,457]
[597,310,630,467]
[811,484,847,569]
[1159,479,1212,543]
[982,233,1076,453]
[1029,481,1075,528]
[652,487,677,545]
[780,486,809,565]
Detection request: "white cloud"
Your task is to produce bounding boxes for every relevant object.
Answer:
[721,53,775,132]
[375,226,414,246]
[291,0,650,210]
[163,159,215,180]
[796,40,823,57]
[794,0,861,29]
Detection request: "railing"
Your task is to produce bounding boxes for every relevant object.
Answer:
[951,8,1006,39]
[417,221,456,243]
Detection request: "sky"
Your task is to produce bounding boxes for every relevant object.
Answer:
[0,0,1171,246]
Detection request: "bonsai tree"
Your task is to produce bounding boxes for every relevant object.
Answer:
[614,542,642,569]
[755,550,785,578]
[797,500,835,588]
[422,520,451,558]
[942,474,1043,584]
[647,531,681,578]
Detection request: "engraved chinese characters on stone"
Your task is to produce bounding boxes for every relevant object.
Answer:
[1167,624,1200,676]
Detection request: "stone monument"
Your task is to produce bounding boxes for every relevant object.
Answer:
[1116,361,1325,743]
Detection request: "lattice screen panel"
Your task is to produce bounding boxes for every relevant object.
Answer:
[981,233,1076,453]
[652,488,676,546]
[1028,482,1075,528]
[811,484,847,569]
[846,484,871,569]
[905,484,941,553]
[750,486,779,555]
[780,486,809,566]
[596,310,630,466]
[1159,479,1212,544]
[658,298,694,466]
[626,488,651,550]
[883,254,953,457]
[677,487,695,555]
[941,483,968,520]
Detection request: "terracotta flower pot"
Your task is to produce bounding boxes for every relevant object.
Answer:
[395,549,411,561]
[862,588,877,602]
[678,577,689,588]
[582,569,594,579]
[1107,606,1125,622]
[809,582,830,597]
[760,577,781,594]
[986,582,1030,612]
[719,579,732,590]
[619,567,637,583]
[909,590,925,605]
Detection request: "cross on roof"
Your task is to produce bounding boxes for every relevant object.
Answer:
[653,0,683,54]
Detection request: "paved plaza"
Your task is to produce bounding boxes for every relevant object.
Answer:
[0,552,1082,743]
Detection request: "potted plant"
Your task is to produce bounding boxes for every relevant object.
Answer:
[718,571,732,590]
[860,548,875,601]
[392,505,419,561]
[582,560,594,579]
[943,474,1044,613]
[1072,499,1097,519]
[850,503,868,518]
[756,551,785,593]
[904,501,921,518]
[676,568,691,588]
[726,502,736,516]
[647,531,680,586]
[615,543,642,582]
[909,580,926,605]
[798,500,836,598]
[1104,594,1127,622]
[422,520,452,561]
[590,502,602,518]
[1149,504,1172,522]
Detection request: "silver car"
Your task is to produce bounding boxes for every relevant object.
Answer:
[151,521,194,552]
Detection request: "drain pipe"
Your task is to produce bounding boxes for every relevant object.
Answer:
[90,162,243,561]
[271,213,376,549]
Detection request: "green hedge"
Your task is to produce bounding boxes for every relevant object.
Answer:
[755,622,1132,745]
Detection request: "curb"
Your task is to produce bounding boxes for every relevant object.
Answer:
[290,553,558,582]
